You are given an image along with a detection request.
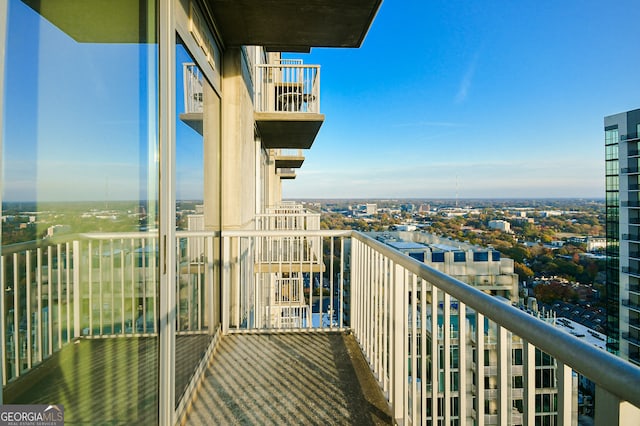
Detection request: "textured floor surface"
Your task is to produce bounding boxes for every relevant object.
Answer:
[185,332,393,425]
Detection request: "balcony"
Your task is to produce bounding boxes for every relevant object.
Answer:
[2,229,640,425]
[205,0,383,51]
[622,132,640,142]
[622,266,640,277]
[272,149,305,169]
[623,299,640,312]
[277,168,297,179]
[622,332,640,347]
[254,61,325,149]
[21,0,382,50]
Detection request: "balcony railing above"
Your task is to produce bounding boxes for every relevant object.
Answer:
[254,61,324,149]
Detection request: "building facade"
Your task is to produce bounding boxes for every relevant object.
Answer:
[375,231,519,301]
[0,1,380,423]
[605,108,640,365]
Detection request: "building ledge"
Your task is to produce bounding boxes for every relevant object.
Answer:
[256,112,324,149]
[206,0,382,51]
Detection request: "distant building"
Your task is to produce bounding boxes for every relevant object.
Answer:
[540,211,562,217]
[373,231,518,301]
[365,203,377,215]
[46,224,71,237]
[488,219,512,233]
[605,107,640,365]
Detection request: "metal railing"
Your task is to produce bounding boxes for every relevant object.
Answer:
[0,232,215,386]
[221,230,348,332]
[3,229,640,425]
[183,63,203,114]
[272,148,305,159]
[255,208,320,231]
[348,231,640,425]
[255,62,320,113]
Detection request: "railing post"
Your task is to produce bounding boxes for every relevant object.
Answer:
[73,240,81,338]
[556,361,574,425]
[497,326,508,426]
[595,385,640,426]
[0,255,5,392]
[392,262,406,424]
[222,236,230,333]
[476,312,485,426]
[523,341,536,425]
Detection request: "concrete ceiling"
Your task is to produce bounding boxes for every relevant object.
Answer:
[21,0,382,51]
[205,0,382,51]
[256,112,324,149]
[22,0,156,43]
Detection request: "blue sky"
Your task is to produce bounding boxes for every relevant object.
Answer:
[282,0,640,199]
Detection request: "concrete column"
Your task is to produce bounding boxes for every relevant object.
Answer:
[221,48,257,230]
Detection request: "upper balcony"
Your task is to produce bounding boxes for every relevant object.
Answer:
[206,0,382,52]
[255,60,324,149]
[21,0,382,50]
[277,168,296,179]
[272,149,305,169]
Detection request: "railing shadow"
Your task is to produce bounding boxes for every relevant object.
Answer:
[186,332,392,425]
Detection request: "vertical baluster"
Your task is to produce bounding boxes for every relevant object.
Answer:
[56,244,62,348]
[477,312,485,426]
[120,238,125,334]
[73,241,80,339]
[47,246,53,355]
[523,341,535,425]
[88,241,93,336]
[497,325,508,426]
[459,301,467,425]
[339,236,344,329]
[12,253,19,377]
[0,255,6,386]
[420,278,427,423]
[65,243,71,342]
[26,250,32,369]
[431,286,439,426]
[410,273,417,424]
[444,292,451,425]
[36,248,42,362]
[130,238,136,334]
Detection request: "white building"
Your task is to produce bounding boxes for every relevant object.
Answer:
[488,219,512,233]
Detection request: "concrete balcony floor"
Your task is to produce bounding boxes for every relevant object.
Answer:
[185,332,393,425]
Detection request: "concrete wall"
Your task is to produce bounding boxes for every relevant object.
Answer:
[221,47,260,230]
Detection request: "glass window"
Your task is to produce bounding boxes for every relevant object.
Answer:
[432,252,445,262]
[606,128,619,145]
[1,1,159,423]
[473,252,489,262]
[513,348,523,365]
[453,251,466,262]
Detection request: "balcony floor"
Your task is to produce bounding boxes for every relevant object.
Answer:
[185,332,393,425]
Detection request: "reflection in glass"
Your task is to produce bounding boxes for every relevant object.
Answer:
[1,1,159,423]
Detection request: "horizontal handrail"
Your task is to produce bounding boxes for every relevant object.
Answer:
[351,231,640,409]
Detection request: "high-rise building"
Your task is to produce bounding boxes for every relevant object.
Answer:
[605,108,640,365]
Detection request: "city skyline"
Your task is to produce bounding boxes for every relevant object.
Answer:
[282,0,640,199]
